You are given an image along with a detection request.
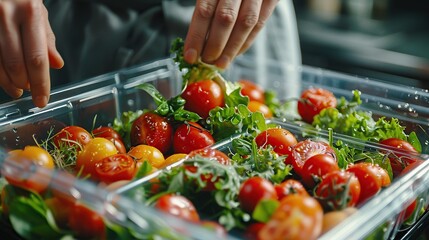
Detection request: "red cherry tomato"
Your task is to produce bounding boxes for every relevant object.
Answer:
[300,153,339,188]
[53,126,92,149]
[285,139,336,176]
[346,162,385,204]
[315,170,361,210]
[255,128,298,156]
[93,153,136,184]
[399,160,424,222]
[379,138,419,177]
[181,79,224,119]
[68,202,105,239]
[298,88,337,123]
[274,179,308,200]
[259,194,323,240]
[130,111,173,154]
[238,79,265,103]
[238,176,278,213]
[3,146,54,193]
[173,122,215,154]
[155,194,200,222]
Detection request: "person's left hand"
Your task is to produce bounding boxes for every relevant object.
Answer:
[183,0,279,69]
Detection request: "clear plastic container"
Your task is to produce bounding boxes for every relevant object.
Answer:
[1,57,428,239]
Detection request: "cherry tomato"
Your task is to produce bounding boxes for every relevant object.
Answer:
[238,176,278,213]
[248,101,273,118]
[128,144,165,169]
[259,194,323,240]
[45,196,73,227]
[3,146,54,193]
[285,139,336,176]
[255,128,298,156]
[298,88,337,123]
[53,126,92,149]
[75,137,118,177]
[315,170,361,210]
[92,126,126,153]
[154,194,200,222]
[162,153,187,168]
[173,122,215,154]
[93,153,136,184]
[300,153,339,188]
[398,160,424,223]
[130,111,173,154]
[68,202,105,239]
[238,79,265,103]
[274,179,308,200]
[379,138,419,177]
[346,162,384,204]
[181,79,224,119]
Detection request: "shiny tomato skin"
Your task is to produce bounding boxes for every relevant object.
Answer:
[155,194,200,222]
[92,126,126,153]
[285,139,336,176]
[315,170,361,210]
[128,144,165,169]
[255,128,298,156]
[399,160,424,222]
[75,137,118,177]
[130,112,173,155]
[346,162,383,204]
[68,202,105,239]
[238,79,265,103]
[300,153,339,188]
[238,176,278,213]
[248,101,273,118]
[181,79,224,119]
[53,126,92,148]
[298,88,337,123]
[93,153,136,184]
[173,122,215,154]
[4,146,54,193]
[259,194,323,240]
[163,153,187,168]
[379,138,419,177]
[275,179,308,200]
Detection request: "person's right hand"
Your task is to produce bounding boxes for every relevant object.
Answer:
[0,0,63,108]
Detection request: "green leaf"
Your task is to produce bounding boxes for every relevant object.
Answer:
[252,199,280,223]
[137,83,167,106]
[408,131,422,153]
[225,87,249,108]
[134,161,153,180]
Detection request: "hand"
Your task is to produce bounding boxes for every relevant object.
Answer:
[0,0,63,108]
[184,0,279,69]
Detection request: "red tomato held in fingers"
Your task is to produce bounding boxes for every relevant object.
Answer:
[285,139,336,176]
[275,179,308,200]
[379,138,419,177]
[255,128,298,156]
[238,79,265,103]
[300,153,339,188]
[75,137,118,177]
[346,162,384,204]
[155,194,200,222]
[3,146,54,193]
[68,202,105,239]
[181,79,224,119]
[259,194,323,240]
[173,122,215,154]
[298,88,337,123]
[315,170,361,210]
[130,112,173,155]
[53,126,92,149]
[238,177,278,213]
[93,153,136,184]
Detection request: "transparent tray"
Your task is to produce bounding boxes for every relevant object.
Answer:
[0,57,428,239]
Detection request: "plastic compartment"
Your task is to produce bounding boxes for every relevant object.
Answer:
[1,57,429,239]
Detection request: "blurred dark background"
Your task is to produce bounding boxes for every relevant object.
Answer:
[292,0,429,89]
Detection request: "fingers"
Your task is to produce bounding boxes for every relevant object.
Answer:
[20,1,51,108]
[184,0,279,69]
[43,6,64,69]
[0,49,24,99]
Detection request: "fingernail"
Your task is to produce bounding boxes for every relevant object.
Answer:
[34,95,48,108]
[215,56,230,69]
[184,48,197,64]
